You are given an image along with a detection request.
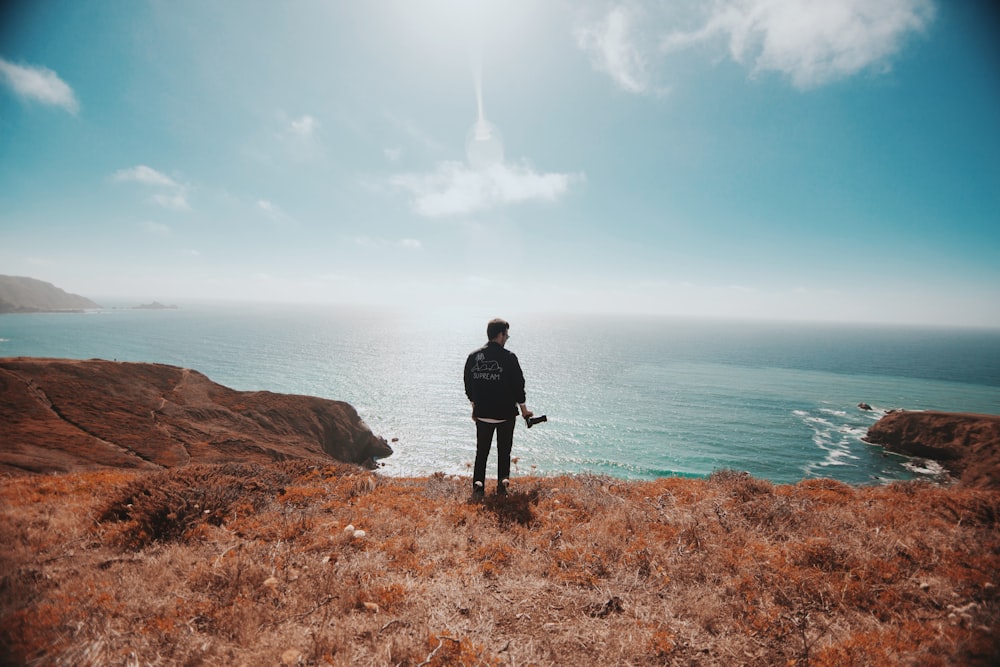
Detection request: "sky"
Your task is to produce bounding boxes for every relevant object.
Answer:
[1,0,998,327]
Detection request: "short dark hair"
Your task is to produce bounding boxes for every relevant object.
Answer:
[487,318,509,340]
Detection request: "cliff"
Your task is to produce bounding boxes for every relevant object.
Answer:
[0,275,101,313]
[0,358,392,474]
[865,410,1000,489]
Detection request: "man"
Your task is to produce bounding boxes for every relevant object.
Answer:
[464,318,533,499]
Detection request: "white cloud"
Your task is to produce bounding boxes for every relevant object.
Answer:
[384,147,403,162]
[575,5,649,93]
[254,199,298,226]
[113,165,191,211]
[661,0,935,88]
[112,165,179,188]
[256,198,294,224]
[383,112,445,152]
[0,57,79,113]
[353,236,423,250]
[140,220,170,235]
[574,1,933,92]
[275,112,324,161]
[289,114,319,137]
[151,192,190,211]
[389,161,583,218]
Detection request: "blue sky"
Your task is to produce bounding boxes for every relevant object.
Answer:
[1,0,998,326]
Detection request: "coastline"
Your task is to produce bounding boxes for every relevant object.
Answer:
[3,356,998,488]
[2,358,998,664]
[864,410,1000,489]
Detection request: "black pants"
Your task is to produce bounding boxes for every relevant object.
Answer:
[474,419,515,488]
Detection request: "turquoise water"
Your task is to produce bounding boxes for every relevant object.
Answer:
[2,305,999,485]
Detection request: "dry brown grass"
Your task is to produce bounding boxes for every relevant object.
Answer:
[1,464,997,666]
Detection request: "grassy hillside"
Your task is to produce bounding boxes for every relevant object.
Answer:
[1,462,997,666]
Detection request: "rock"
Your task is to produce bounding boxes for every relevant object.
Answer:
[864,410,1000,489]
[0,358,392,475]
[857,402,872,411]
[587,596,624,618]
[132,301,178,310]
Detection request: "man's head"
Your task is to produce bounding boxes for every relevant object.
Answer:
[487,318,510,344]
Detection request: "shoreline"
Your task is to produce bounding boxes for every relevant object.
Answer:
[3,356,997,489]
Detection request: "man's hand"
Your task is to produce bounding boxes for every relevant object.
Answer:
[520,405,533,420]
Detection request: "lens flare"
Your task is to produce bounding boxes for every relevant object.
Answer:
[466,43,504,170]
[465,117,504,169]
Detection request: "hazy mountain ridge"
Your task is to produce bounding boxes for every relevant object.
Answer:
[0,275,101,313]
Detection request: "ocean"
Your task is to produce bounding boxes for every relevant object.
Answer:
[3,304,999,485]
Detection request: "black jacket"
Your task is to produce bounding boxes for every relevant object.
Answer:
[464,341,526,420]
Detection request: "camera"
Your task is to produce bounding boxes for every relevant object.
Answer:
[525,415,547,428]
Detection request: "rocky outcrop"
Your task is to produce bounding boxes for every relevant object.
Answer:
[865,410,1000,489]
[132,301,178,310]
[0,358,392,475]
[0,275,100,312]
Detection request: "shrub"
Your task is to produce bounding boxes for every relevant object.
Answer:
[97,461,356,548]
[3,463,997,666]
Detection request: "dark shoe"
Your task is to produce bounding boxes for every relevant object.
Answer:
[496,478,510,496]
[471,481,485,500]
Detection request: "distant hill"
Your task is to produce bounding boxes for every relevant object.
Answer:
[0,275,101,313]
